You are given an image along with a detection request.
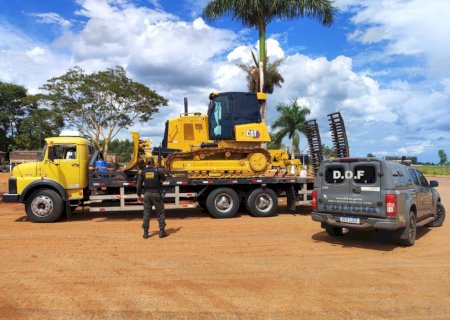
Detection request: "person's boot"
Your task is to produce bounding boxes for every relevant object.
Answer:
[143,230,149,239]
[159,229,168,238]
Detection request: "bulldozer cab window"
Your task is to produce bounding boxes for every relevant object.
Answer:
[208,96,233,140]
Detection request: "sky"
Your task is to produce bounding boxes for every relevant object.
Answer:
[0,0,449,163]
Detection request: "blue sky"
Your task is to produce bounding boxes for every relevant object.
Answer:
[0,0,449,163]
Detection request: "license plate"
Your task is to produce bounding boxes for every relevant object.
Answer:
[340,216,360,224]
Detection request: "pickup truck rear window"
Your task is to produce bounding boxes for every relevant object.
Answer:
[325,166,345,184]
[353,165,376,184]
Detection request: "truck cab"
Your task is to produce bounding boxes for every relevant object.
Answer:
[3,134,92,222]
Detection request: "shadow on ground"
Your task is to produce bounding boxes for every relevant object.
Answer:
[311,227,432,251]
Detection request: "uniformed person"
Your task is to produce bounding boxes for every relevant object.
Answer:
[137,158,167,239]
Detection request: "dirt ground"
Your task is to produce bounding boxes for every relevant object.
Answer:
[0,173,449,320]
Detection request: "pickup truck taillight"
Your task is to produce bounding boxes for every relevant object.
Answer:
[312,190,317,211]
[385,194,397,217]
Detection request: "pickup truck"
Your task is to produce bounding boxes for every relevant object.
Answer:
[311,158,445,246]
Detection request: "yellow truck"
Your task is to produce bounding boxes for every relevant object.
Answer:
[3,92,315,222]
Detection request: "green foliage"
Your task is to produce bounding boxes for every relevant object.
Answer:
[108,139,134,163]
[438,149,447,166]
[203,0,335,91]
[322,144,335,159]
[237,56,285,93]
[40,66,168,157]
[267,132,286,150]
[271,100,311,158]
[415,165,450,176]
[14,108,64,150]
[0,81,31,151]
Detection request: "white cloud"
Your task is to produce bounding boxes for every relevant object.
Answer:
[339,0,450,77]
[26,46,45,58]
[227,38,285,64]
[30,12,72,28]
[0,23,70,93]
[397,141,434,156]
[62,1,237,90]
[384,135,398,142]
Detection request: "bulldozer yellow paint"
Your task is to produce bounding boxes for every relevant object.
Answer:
[162,92,302,178]
[166,114,209,152]
[124,132,152,171]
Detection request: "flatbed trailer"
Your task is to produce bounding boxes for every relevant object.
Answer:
[87,170,314,218]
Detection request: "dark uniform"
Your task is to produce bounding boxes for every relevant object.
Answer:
[137,161,167,239]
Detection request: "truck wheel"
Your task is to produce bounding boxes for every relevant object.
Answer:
[325,225,344,236]
[206,188,239,218]
[427,203,445,227]
[397,210,416,246]
[245,188,277,217]
[25,189,64,223]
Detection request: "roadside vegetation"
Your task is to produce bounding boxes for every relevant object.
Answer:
[415,165,450,176]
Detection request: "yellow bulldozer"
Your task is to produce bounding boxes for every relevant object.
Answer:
[152,92,302,179]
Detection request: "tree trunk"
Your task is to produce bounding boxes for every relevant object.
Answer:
[258,23,267,124]
[291,140,296,160]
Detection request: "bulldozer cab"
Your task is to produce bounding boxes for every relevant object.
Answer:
[208,92,261,141]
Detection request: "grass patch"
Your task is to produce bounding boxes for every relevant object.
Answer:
[413,165,450,176]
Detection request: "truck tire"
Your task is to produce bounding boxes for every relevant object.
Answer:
[426,203,445,227]
[397,210,416,246]
[25,189,64,223]
[245,187,277,217]
[325,225,344,236]
[206,188,239,218]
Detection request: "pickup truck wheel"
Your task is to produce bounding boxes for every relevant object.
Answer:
[427,203,445,227]
[325,225,344,236]
[206,188,239,218]
[25,189,64,223]
[245,188,277,217]
[397,210,416,246]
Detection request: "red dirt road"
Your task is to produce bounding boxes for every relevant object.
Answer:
[0,173,449,319]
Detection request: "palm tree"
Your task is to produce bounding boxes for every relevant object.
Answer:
[203,0,335,122]
[237,54,285,94]
[271,100,311,159]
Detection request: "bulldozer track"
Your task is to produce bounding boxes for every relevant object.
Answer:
[165,147,272,178]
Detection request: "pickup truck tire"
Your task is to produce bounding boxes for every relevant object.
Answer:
[25,189,64,223]
[426,203,445,227]
[325,225,344,236]
[206,188,239,219]
[245,188,277,217]
[397,210,416,246]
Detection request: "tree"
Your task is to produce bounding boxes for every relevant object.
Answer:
[203,0,335,121]
[108,138,134,163]
[322,144,335,159]
[367,153,374,158]
[267,132,286,150]
[237,54,284,93]
[41,66,168,157]
[438,149,447,166]
[271,100,310,159]
[14,107,64,150]
[0,81,33,151]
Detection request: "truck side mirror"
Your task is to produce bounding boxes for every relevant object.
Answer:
[429,180,439,188]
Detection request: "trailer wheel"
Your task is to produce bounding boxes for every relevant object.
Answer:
[245,188,277,217]
[25,189,64,223]
[206,188,239,218]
